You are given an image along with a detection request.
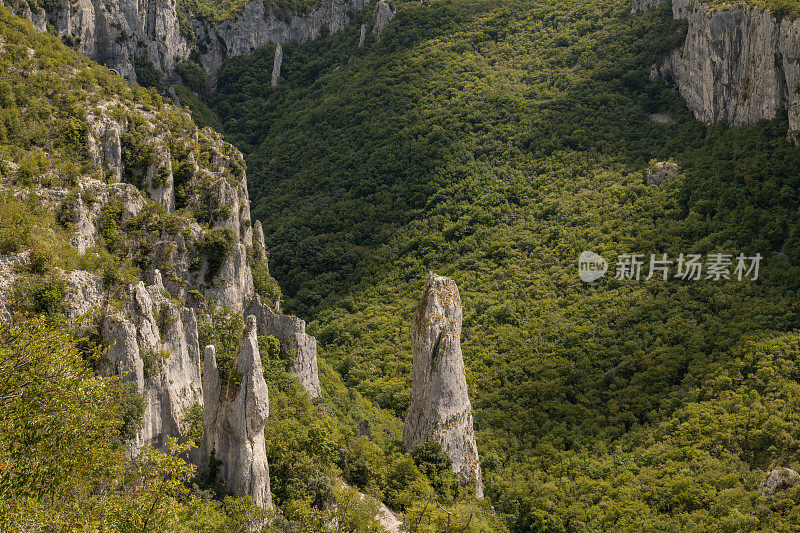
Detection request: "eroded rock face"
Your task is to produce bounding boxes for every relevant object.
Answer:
[653,0,800,142]
[23,0,188,83]
[759,467,800,496]
[630,0,668,14]
[202,316,272,509]
[372,0,394,39]
[247,295,322,398]
[100,275,203,451]
[271,43,283,88]
[20,0,371,85]
[403,273,483,497]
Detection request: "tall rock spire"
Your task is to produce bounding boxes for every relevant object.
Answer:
[202,316,272,508]
[403,273,483,497]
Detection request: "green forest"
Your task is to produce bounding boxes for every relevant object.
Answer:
[201,0,800,529]
[5,0,800,528]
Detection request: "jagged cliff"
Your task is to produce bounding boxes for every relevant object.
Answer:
[403,273,483,498]
[15,0,390,85]
[0,47,320,505]
[640,0,800,142]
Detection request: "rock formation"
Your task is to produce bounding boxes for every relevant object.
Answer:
[630,0,668,14]
[17,0,371,85]
[642,0,800,142]
[359,23,367,47]
[101,274,203,451]
[403,273,483,497]
[0,76,324,507]
[372,0,394,39]
[247,296,322,398]
[645,161,679,186]
[271,44,283,88]
[201,317,272,508]
[759,467,800,496]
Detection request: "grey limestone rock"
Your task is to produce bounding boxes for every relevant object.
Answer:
[403,272,483,497]
[201,317,272,509]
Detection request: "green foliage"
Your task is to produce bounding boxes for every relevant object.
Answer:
[0,317,266,531]
[133,57,164,91]
[207,0,800,528]
[113,380,146,442]
[199,306,244,393]
[141,345,172,379]
[250,246,282,305]
[177,60,209,95]
[410,440,457,503]
[11,275,67,318]
[178,0,250,24]
[183,401,205,445]
[198,226,238,277]
[174,84,224,130]
[120,118,157,189]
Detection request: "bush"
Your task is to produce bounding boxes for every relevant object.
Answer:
[197,226,237,278]
[11,276,67,318]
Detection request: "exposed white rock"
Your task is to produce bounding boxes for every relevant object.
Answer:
[191,0,371,84]
[654,0,800,142]
[645,160,679,186]
[630,0,668,14]
[760,467,800,496]
[202,317,272,509]
[403,273,483,497]
[359,23,367,47]
[372,0,394,39]
[271,43,283,89]
[247,295,322,398]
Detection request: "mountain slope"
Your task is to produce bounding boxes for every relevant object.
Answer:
[209,0,800,528]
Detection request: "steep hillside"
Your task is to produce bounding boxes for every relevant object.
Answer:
[0,7,502,531]
[208,0,800,528]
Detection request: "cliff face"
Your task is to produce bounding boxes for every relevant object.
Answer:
[18,0,373,85]
[646,0,800,142]
[403,273,483,498]
[192,0,370,84]
[0,61,318,506]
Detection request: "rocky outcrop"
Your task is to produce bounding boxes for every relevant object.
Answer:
[759,467,800,496]
[645,160,679,186]
[271,43,283,88]
[403,273,483,497]
[19,0,372,85]
[631,0,668,14]
[371,0,394,39]
[201,317,272,508]
[650,0,800,142]
[192,0,370,84]
[247,295,322,398]
[18,0,187,83]
[101,275,203,451]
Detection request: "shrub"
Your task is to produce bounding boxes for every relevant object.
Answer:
[11,276,67,318]
[197,226,237,278]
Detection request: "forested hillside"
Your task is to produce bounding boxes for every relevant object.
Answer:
[206,0,800,528]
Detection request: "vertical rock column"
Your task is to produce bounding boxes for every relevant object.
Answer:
[271,43,282,88]
[202,316,273,509]
[403,273,483,497]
